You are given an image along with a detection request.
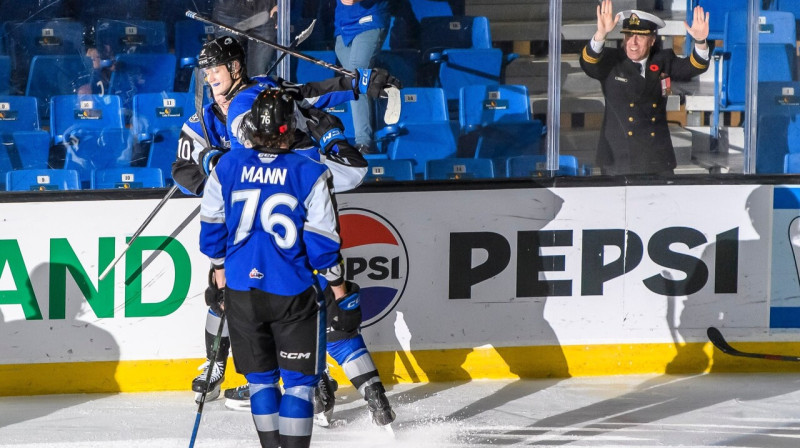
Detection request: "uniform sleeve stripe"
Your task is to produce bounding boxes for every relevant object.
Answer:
[690,52,708,70]
[582,47,600,64]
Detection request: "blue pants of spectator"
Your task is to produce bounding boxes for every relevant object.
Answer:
[335,28,386,150]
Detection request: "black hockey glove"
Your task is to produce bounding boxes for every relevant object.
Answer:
[199,146,224,176]
[304,107,348,154]
[205,267,224,317]
[331,281,362,332]
[277,78,303,101]
[353,68,402,99]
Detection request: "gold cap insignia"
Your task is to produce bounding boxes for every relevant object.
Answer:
[630,13,640,26]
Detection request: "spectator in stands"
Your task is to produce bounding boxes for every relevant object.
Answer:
[580,1,710,175]
[213,0,278,75]
[334,0,390,154]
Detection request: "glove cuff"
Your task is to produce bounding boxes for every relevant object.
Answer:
[356,68,372,95]
[320,128,346,150]
[338,292,360,310]
[202,149,223,175]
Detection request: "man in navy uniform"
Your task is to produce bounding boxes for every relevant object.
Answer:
[580,0,710,175]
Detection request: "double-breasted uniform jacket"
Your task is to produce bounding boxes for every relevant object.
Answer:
[580,43,709,174]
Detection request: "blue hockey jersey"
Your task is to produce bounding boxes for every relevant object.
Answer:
[199,149,342,295]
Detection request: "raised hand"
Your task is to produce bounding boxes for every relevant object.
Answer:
[596,0,620,40]
[684,5,710,42]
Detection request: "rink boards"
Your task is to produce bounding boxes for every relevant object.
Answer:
[4,183,800,395]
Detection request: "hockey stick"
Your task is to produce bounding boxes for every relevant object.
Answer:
[707,327,800,362]
[186,10,401,124]
[98,185,179,281]
[264,19,316,76]
[188,11,352,77]
[189,313,227,447]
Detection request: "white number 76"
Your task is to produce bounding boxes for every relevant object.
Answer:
[231,189,299,249]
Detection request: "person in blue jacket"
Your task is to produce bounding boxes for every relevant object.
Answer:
[333,0,390,154]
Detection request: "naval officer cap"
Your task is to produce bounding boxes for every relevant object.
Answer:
[619,10,666,35]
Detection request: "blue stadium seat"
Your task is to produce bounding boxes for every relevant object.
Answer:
[26,55,93,119]
[174,20,215,68]
[712,10,797,138]
[0,56,9,95]
[364,159,415,182]
[95,19,168,55]
[758,81,800,118]
[420,16,492,53]
[133,92,194,184]
[756,113,800,173]
[459,84,545,160]
[425,157,494,180]
[92,167,164,189]
[6,19,86,92]
[12,130,51,169]
[50,94,125,144]
[375,87,457,174]
[6,168,81,191]
[75,0,149,26]
[62,128,134,187]
[784,152,800,173]
[292,50,338,84]
[0,96,40,134]
[409,0,454,20]
[777,0,800,38]
[132,92,194,140]
[0,1,70,23]
[506,155,580,178]
[186,69,213,101]
[109,53,177,111]
[427,48,504,103]
[696,0,750,41]
[146,128,180,185]
[375,50,420,89]
[375,87,448,131]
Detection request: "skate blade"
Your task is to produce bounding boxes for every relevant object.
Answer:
[377,422,395,438]
[224,399,251,411]
[313,411,332,427]
[194,385,221,404]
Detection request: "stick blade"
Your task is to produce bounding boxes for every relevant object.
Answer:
[382,86,401,125]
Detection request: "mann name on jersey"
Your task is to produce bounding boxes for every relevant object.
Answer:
[242,154,287,185]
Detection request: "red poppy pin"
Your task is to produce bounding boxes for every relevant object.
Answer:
[649,64,660,72]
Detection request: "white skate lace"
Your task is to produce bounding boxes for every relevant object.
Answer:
[194,359,225,383]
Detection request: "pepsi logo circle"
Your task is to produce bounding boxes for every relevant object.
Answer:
[339,208,408,327]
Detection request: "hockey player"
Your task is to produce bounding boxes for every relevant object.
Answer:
[174,36,397,413]
[198,87,355,448]
[226,71,398,428]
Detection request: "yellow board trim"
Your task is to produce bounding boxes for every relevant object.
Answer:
[5,342,800,396]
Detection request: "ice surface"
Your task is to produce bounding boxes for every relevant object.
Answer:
[3,374,800,447]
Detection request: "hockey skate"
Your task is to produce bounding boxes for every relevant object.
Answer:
[313,371,338,427]
[224,383,251,411]
[192,359,226,404]
[364,383,395,427]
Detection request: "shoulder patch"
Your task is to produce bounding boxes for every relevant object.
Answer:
[189,113,200,123]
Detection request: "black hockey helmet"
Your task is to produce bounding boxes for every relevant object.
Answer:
[197,36,246,76]
[240,88,296,151]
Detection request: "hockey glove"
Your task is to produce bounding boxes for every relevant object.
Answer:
[199,146,224,176]
[205,267,225,316]
[332,281,362,332]
[304,108,348,154]
[277,78,303,101]
[353,68,402,99]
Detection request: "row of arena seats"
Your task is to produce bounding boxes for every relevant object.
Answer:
[364,155,583,182]
[0,14,513,118]
[3,167,164,191]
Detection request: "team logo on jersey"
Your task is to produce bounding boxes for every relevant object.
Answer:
[339,208,408,327]
[249,268,264,279]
